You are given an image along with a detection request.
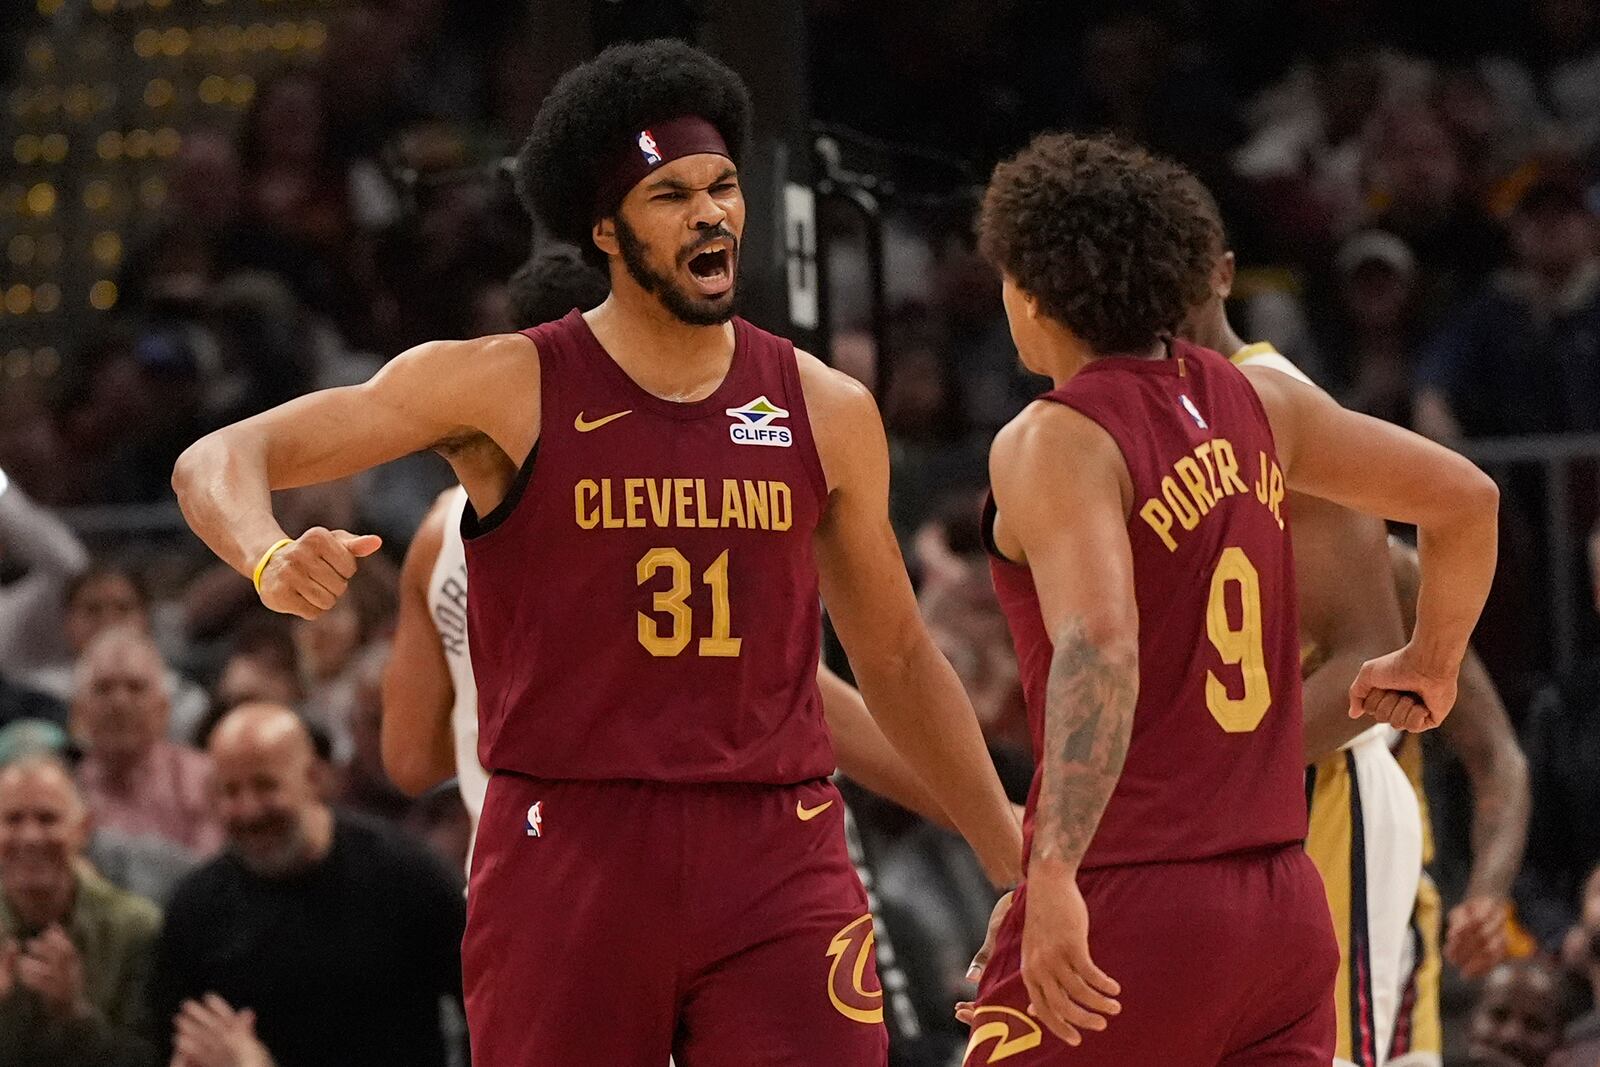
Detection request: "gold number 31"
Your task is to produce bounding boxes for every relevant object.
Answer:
[1205,546,1272,731]
[636,548,742,658]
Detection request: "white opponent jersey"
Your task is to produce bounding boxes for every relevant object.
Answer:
[428,486,489,851]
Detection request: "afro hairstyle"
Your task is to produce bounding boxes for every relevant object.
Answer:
[978,132,1221,355]
[514,39,752,260]
[507,243,610,326]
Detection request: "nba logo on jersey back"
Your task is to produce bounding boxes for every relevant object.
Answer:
[726,396,793,447]
[525,802,543,838]
[637,130,662,165]
[1180,394,1208,429]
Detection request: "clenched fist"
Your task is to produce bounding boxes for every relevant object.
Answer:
[256,527,382,620]
[1348,643,1459,733]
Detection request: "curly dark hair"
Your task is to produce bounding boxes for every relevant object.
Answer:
[978,132,1221,354]
[514,40,752,260]
[508,244,610,326]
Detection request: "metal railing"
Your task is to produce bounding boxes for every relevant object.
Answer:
[1458,434,1600,681]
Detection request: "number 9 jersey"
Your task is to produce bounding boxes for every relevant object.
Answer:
[987,338,1307,871]
[463,309,833,786]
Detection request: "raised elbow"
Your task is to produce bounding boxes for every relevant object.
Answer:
[1465,467,1500,522]
[1424,462,1499,534]
[171,434,219,503]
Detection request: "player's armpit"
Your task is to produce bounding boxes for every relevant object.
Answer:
[802,353,1023,887]
[380,493,458,796]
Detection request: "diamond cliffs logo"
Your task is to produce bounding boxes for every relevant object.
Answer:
[726,395,793,447]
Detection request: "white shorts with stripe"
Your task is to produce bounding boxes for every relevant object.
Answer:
[1305,727,1432,1067]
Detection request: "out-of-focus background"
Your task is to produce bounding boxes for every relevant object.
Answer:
[1,2,1599,1065]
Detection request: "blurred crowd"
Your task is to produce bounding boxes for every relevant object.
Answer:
[2,1,1600,1065]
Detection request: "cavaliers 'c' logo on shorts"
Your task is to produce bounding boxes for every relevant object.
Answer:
[963,1006,1043,1064]
[824,914,883,1024]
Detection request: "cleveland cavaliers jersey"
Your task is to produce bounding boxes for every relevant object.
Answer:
[988,339,1307,870]
[427,485,489,855]
[464,311,833,784]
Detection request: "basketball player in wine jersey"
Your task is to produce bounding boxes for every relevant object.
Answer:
[173,40,1023,1066]
[960,133,1499,1066]
[381,247,970,870]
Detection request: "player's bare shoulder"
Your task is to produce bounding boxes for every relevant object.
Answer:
[990,400,1133,551]
[794,349,883,494]
[381,332,543,464]
[994,400,1124,485]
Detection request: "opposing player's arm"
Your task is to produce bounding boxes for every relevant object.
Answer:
[818,664,954,829]
[1242,364,1498,730]
[801,354,1022,888]
[1391,538,1529,975]
[172,334,538,617]
[380,493,458,797]
[1298,497,1408,764]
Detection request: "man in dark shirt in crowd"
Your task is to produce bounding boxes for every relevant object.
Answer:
[1414,178,1600,441]
[149,703,465,1067]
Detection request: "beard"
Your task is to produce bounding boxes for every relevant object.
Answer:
[227,812,313,877]
[615,214,737,327]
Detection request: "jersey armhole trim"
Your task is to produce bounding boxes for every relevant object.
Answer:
[463,328,548,542]
[981,493,1022,566]
[461,442,540,541]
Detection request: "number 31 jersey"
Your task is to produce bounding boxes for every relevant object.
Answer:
[987,339,1307,871]
[464,310,833,785]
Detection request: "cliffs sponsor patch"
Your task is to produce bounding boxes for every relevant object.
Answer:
[726,395,793,447]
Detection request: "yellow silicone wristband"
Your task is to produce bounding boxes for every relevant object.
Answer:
[251,538,295,594]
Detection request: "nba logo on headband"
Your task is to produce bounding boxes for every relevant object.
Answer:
[637,130,662,165]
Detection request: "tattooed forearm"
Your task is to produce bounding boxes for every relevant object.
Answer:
[1033,617,1138,870]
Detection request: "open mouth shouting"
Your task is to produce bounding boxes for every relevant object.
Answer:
[685,237,736,298]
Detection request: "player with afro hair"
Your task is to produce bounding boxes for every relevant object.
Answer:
[514,39,751,263]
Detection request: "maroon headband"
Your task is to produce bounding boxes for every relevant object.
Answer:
[593,115,732,220]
